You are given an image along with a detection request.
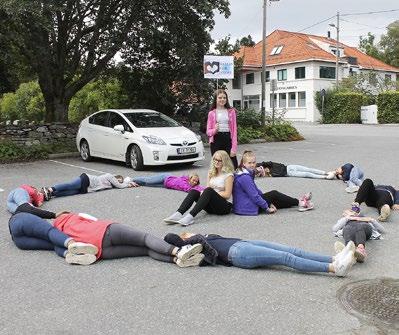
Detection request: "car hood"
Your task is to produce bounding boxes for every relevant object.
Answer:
[136,127,198,141]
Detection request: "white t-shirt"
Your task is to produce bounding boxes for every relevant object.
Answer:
[209,172,233,193]
[216,108,229,132]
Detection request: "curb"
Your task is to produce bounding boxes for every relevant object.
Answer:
[48,152,80,159]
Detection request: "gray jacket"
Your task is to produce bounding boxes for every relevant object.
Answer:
[332,216,386,240]
[87,173,130,193]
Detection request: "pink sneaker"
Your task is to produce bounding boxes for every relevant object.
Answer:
[298,199,314,212]
[355,245,367,263]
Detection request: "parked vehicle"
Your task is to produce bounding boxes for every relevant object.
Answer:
[76,109,204,170]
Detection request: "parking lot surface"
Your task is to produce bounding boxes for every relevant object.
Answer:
[1,123,398,334]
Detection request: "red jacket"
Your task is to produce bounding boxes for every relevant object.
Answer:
[53,213,113,259]
[20,184,44,207]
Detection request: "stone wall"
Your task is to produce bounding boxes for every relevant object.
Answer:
[0,123,78,146]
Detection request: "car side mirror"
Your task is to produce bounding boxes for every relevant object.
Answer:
[113,124,125,133]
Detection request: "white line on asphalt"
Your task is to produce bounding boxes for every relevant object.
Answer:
[287,148,316,152]
[49,160,107,174]
[0,188,4,192]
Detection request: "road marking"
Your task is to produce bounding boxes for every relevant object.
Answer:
[0,188,4,192]
[49,160,107,174]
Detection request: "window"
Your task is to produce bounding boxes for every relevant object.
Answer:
[89,112,108,126]
[298,91,306,107]
[123,112,179,128]
[279,93,287,108]
[108,112,132,132]
[243,95,260,110]
[269,94,277,108]
[295,67,306,79]
[320,66,336,79]
[288,92,296,107]
[270,45,284,55]
[246,73,254,84]
[385,74,392,81]
[261,71,270,82]
[277,69,287,81]
[232,75,241,89]
[233,100,242,109]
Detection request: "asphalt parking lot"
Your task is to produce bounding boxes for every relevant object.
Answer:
[1,123,398,335]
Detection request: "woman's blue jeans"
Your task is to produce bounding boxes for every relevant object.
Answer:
[131,173,171,187]
[7,188,31,214]
[286,165,326,179]
[53,176,82,197]
[9,212,71,257]
[228,240,331,273]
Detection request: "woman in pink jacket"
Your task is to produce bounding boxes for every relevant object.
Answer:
[206,89,238,169]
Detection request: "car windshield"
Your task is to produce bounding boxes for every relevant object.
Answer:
[123,112,180,128]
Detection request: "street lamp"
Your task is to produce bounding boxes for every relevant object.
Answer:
[329,11,340,89]
[260,0,280,126]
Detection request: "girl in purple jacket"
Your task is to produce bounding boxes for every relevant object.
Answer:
[206,89,238,169]
[233,151,314,215]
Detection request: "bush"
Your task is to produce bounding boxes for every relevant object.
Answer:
[237,125,263,144]
[236,109,261,127]
[377,91,399,123]
[315,90,363,123]
[263,123,304,142]
[0,140,76,163]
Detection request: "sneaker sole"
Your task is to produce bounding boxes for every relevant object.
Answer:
[164,219,180,225]
[178,243,203,261]
[177,254,204,268]
[298,206,314,212]
[68,243,98,255]
[355,250,365,263]
[65,253,96,265]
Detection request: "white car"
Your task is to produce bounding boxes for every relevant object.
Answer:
[76,109,204,170]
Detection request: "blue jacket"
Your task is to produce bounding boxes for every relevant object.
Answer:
[233,169,269,215]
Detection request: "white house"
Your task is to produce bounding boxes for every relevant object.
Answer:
[226,30,399,122]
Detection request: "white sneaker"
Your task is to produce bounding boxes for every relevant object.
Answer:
[345,185,359,193]
[176,253,205,268]
[65,252,96,265]
[163,212,183,224]
[68,242,98,255]
[333,251,356,277]
[334,241,345,255]
[178,214,195,226]
[176,243,203,261]
[334,241,354,263]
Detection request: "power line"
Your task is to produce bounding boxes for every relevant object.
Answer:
[340,18,386,30]
[297,15,336,32]
[341,8,399,17]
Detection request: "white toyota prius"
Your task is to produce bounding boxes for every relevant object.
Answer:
[76,109,204,170]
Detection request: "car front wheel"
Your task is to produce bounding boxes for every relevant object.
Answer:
[80,140,92,162]
[129,144,144,170]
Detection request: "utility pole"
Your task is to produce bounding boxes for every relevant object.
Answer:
[336,11,340,89]
[260,0,267,126]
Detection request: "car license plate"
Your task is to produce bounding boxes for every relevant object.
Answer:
[177,147,196,154]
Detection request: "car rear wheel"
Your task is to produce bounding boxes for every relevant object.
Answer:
[129,144,144,170]
[80,140,92,162]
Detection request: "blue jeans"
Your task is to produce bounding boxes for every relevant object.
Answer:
[7,188,31,214]
[228,240,331,273]
[347,167,364,187]
[9,212,71,257]
[131,173,171,187]
[53,177,82,197]
[286,165,326,179]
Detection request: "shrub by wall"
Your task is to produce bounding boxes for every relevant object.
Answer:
[377,91,399,123]
[315,91,363,123]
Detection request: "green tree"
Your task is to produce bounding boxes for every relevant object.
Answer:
[379,20,399,67]
[359,33,384,61]
[0,0,230,122]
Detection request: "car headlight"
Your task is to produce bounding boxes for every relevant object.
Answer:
[142,135,166,145]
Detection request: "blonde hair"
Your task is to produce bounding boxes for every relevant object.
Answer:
[180,232,194,240]
[188,172,200,185]
[238,150,256,171]
[209,150,234,178]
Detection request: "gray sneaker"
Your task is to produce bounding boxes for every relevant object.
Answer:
[176,243,203,261]
[378,204,391,222]
[163,212,183,224]
[178,214,195,226]
[333,251,356,277]
[65,252,96,265]
[68,242,98,255]
[345,185,359,193]
[176,253,205,268]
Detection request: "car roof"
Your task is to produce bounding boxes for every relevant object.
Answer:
[99,109,158,114]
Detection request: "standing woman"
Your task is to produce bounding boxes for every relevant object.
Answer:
[164,150,234,226]
[206,89,238,169]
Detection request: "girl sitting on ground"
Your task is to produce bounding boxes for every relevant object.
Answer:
[125,172,205,193]
[334,163,364,193]
[233,151,314,215]
[164,150,234,226]
[164,232,356,277]
[332,209,385,263]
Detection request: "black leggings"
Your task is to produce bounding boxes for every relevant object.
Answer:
[355,179,393,213]
[101,224,174,262]
[343,221,372,246]
[210,132,238,169]
[262,190,299,209]
[178,188,232,217]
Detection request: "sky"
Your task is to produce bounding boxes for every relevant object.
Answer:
[211,0,399,48]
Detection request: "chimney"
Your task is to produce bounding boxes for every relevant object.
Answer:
[327,31,331,39]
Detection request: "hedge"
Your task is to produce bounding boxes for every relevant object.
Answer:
[315,91,363,123]
[377,91,399,123]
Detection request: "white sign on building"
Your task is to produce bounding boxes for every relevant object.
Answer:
[203,55,234,79]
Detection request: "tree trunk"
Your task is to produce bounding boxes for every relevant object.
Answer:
[43,93,71,123]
